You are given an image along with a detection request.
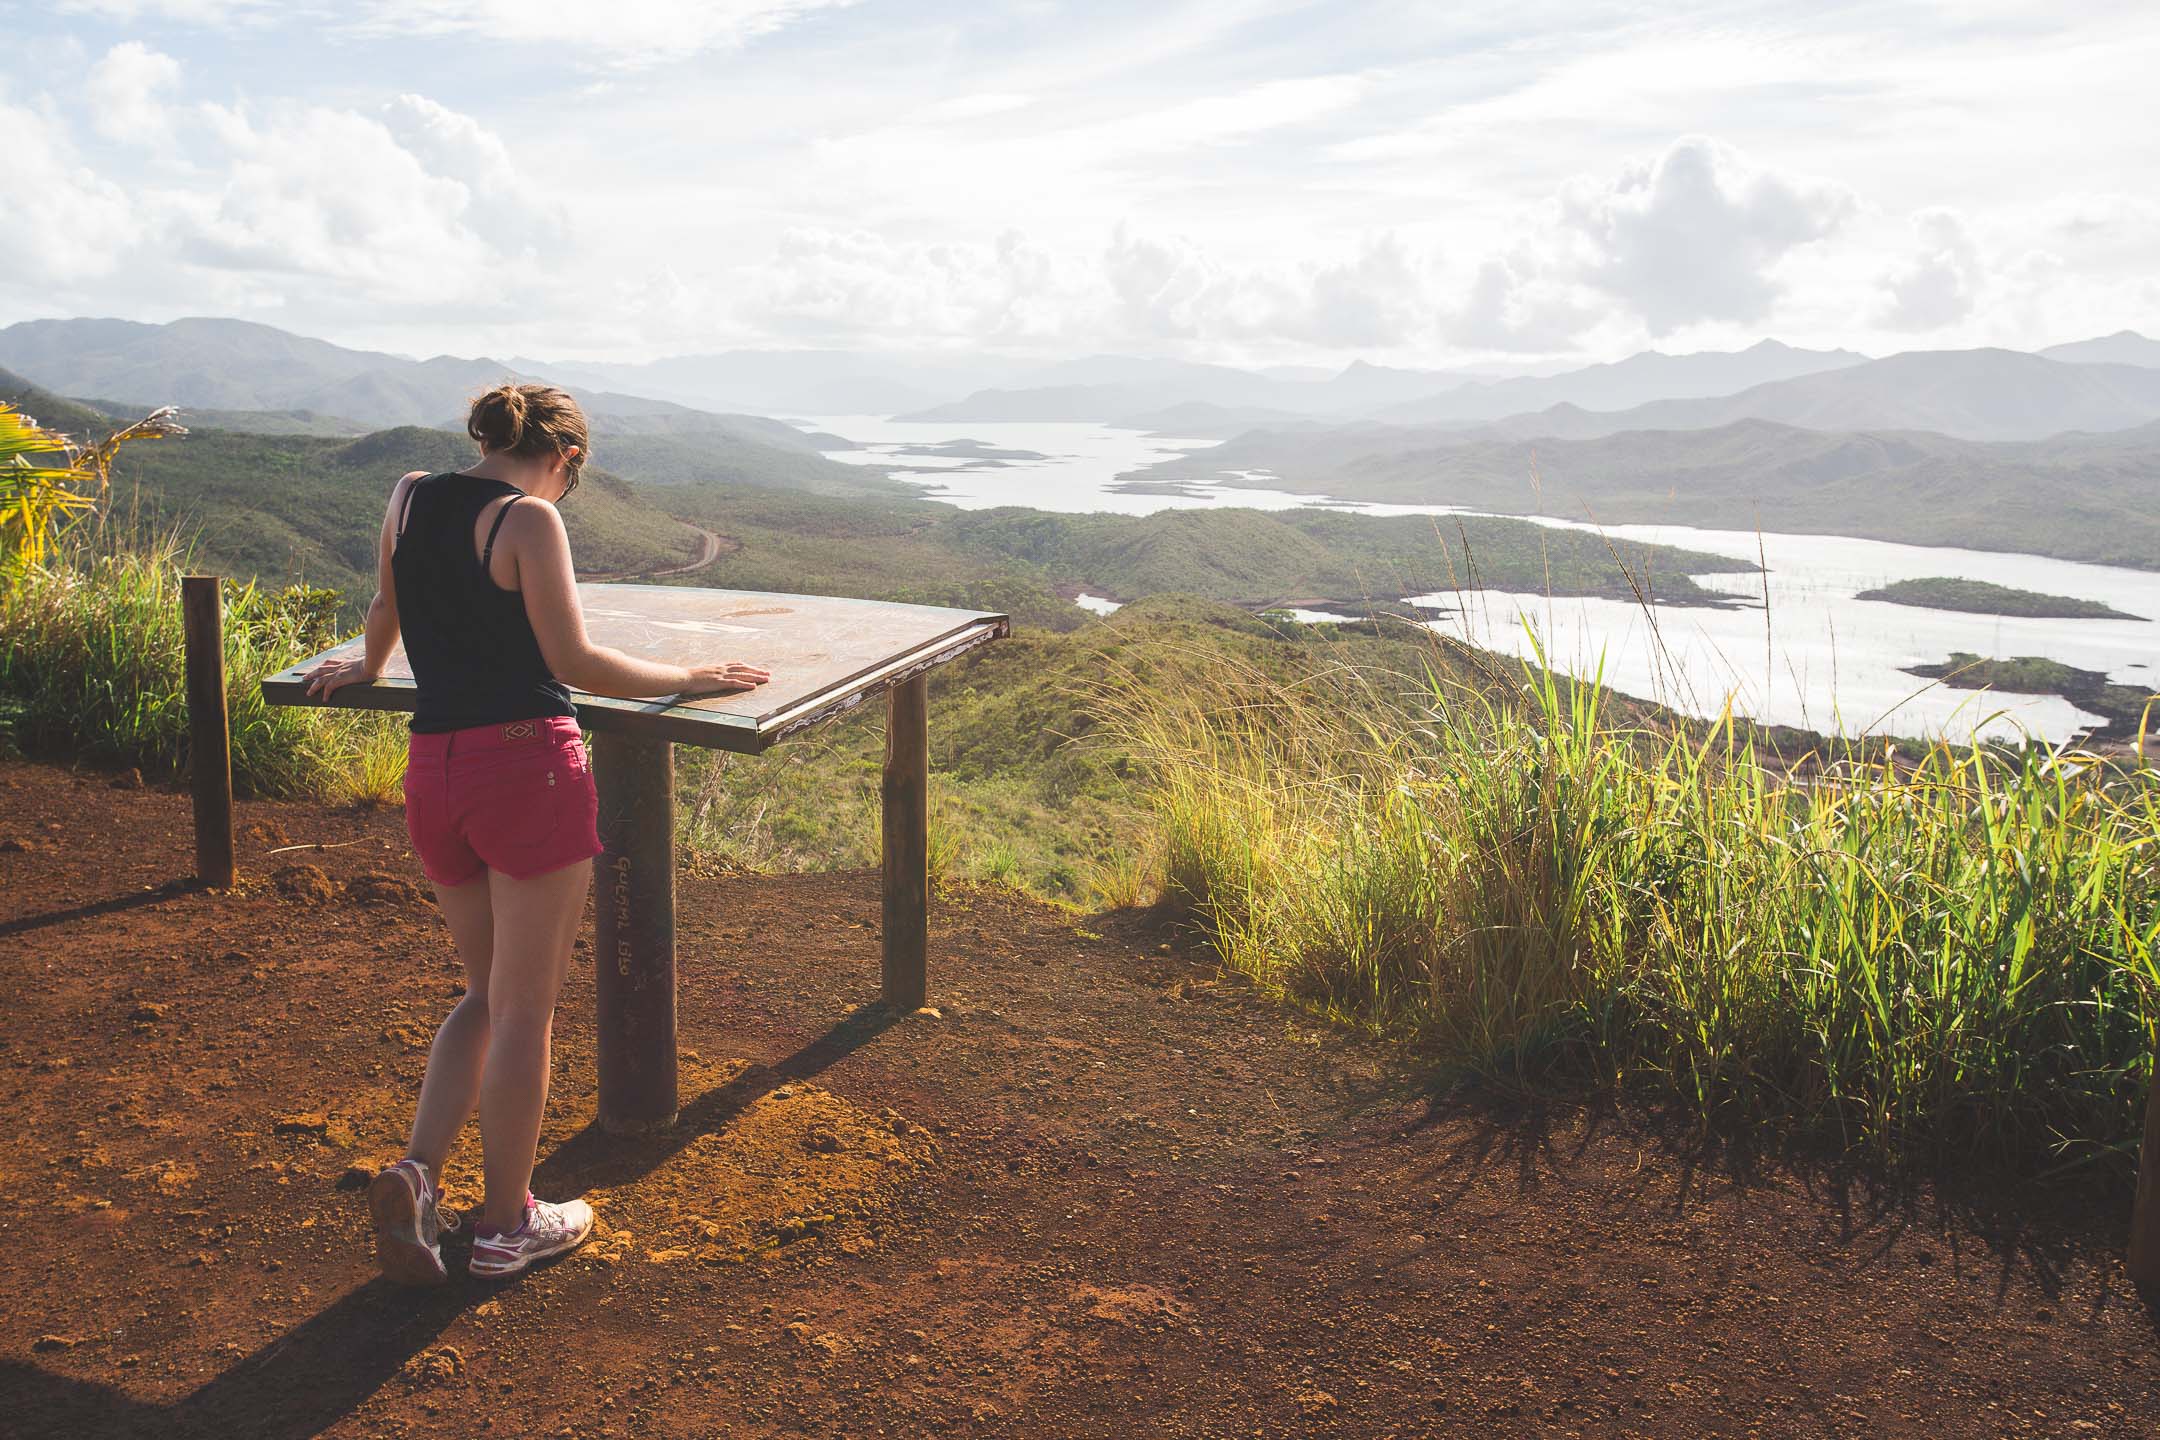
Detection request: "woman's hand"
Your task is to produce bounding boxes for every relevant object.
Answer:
[680,661,773,697]
[302,655,379,700]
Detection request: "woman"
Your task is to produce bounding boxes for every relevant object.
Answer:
[301,383,770,1285]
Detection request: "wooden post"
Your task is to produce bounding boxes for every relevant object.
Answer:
[592,732,678,1133]
[181,576,235,889]
[2131,1072,2160,1288]
[881,674,929,1010]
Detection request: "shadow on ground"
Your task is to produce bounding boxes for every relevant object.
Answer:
[1,1003,906,1440]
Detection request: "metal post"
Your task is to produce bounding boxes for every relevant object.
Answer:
[2132,1072,2160,1289]
[592,732,678,1133]
[881,674,929,1010]
[181,576,235,889]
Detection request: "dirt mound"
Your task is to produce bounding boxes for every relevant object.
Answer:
[270,863,335,903]
[343,872,428,906]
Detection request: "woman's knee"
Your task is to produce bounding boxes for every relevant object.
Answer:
[485,996,558,1041]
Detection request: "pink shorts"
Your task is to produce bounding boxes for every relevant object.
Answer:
[403,715,604,887]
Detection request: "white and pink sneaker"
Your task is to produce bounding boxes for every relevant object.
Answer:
[366,1158,460,1287]
[468,1193,594,1278]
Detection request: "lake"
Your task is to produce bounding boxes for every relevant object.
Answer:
[800,416,2160,744]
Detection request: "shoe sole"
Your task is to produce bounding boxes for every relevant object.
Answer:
[367,1170,448,1288]
[468,1210,595,1278]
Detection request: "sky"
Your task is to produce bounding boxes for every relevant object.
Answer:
[4,0,2157,368]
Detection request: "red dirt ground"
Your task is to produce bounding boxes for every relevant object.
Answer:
[1,757,2156,1439]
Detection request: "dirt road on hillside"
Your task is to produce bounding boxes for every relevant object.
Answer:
[1,759,2156,1438]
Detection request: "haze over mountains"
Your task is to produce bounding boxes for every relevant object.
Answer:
[9,316,2160,450]
[0,317,810,443]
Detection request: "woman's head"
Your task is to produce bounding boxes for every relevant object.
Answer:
[466,383,590,497]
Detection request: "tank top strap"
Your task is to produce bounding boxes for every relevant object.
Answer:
[481,492,524,571]
[395,472,424,542]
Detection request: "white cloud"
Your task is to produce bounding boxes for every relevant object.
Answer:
[60,0,855,69]
[1445,258,1593,354]
[735,227,1075,345]
[1559,136,1855,336]
[344,0,858,69]
[1875,208,1980,331]
[1102,227,1431,348]
[382,94,570,254]
[0,102,140,285]
[84,41,184,144]
[163,98,575,318]
[58,1,271,17]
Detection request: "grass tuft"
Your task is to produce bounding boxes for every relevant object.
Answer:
[1105,639,2160,1168]
[0,526,406,799]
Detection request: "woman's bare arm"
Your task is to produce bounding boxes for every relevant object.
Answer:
[503,498,769,699]
[304,470,423,698]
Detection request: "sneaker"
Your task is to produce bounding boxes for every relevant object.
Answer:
[468,1194,594,1278]
[366,1158,461,1287]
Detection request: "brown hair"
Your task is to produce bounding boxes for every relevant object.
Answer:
[466,382,590,495]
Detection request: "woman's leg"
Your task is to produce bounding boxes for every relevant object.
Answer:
[402,872,497,1181]
[477,857,591,1231]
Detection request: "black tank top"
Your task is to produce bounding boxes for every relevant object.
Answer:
[390,471,578,734]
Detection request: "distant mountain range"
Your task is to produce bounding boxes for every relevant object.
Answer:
[1372,339,1869,425]
[1468,348,2160,444]
[2039,330,2160,368]
[10,315,2158,447]
[0,317,812,442]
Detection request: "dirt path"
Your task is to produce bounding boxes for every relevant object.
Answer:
[586,524,736,584]
[649,525,731,578]
[1,758,2155,1438]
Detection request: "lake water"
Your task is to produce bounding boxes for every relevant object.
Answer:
[801,416,2160,744]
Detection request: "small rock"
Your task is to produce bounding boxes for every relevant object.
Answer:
[33,1335,81,1352]
[403,1345,466,1386]
[803,1128,846,1154]
[336,1164,374,1191]
[0,837,33,853]
[129,1002,169,1022]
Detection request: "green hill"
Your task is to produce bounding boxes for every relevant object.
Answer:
[112,427,703,599]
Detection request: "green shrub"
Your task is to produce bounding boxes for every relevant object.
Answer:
[0,527,405,799]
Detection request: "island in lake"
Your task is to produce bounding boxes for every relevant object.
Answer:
[1858,576,2144,620]
[1906,653,2157,741]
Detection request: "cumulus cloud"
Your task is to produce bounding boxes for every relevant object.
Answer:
[1103,228,1430,347]
[736,227,1075,344]
[1558,135,1854,335]
[383,94,569,254]
[0,103,140,285]
[85,41,184,144]
[1444,257,1594,353]
[1875,208,1981,331]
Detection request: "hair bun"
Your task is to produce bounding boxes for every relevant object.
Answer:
[463,382,593,494]
[466,383,531,453]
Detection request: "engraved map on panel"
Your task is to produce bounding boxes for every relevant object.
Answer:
[267,584,1002,730]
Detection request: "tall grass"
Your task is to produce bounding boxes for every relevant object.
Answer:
[1109,641,2160,1168]
[0,526,407,800]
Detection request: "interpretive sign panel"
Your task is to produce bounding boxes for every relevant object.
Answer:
[261,583,1008,752]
